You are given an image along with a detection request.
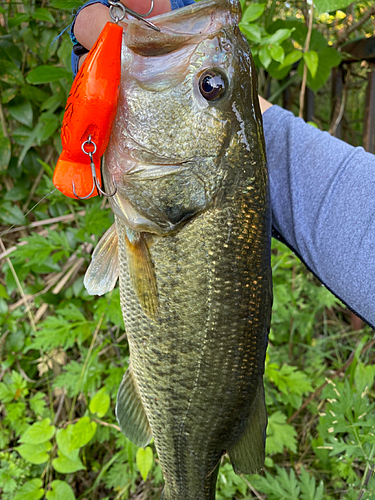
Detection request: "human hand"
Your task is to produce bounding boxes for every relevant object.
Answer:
[258,96,272,114]
[74,0,171,65]
[74,1,271,115]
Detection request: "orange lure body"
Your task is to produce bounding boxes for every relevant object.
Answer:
[53,22,123,199]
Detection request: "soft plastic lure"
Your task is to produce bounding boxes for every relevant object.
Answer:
[53,21,123,199]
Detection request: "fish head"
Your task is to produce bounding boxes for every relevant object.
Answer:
[103,0,265,235]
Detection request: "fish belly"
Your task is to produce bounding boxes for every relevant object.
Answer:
[116,187,271,499]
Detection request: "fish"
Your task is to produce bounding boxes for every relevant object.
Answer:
[84,0,272,498]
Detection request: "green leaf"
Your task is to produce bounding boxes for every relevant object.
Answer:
[0,59,24,85]
[19,418,56,444]
[267,28,294,45]
[303,51,319,78]
[0,137,11,171]
[13,479,44,500]
[136,446,153,481]
[269,45,285,64]
[241,3,266,23]
[266,363,313,395]
[21,85,49,104]
[56,427,79,460]
[4,186,29,202]
[1,87,19,103]
[279,49,303,68]
[298,46,341,92]
[71,417,97,448]
[29,392,47,416]
[0,201,26,225]
[52,452,86,474]
[8,100,33,128]
[8,13,30,29]
[31,8,55,23]
[26,66,70,85]
[89,387,110,418]
[314,0,354,14]
[259,45,272,69]
[239,23,262,43]
[56,417,96,458]
[266,411,298,454]
[50,0,84,10]
[16,441,52,464]
[300,466,325,500]
[46,480,76,500]
[0,283,9,299]
[250,466,301,499]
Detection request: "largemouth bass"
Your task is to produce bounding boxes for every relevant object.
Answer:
[84,0,272,498]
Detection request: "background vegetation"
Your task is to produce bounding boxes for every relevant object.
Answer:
[0,0,374,499]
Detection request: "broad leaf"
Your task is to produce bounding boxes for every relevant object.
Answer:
[0,137,11,171]
[0,59,24,85]
[269,45,285,64]
[70,417,97,448]
[50,0,84,9]
[241,3,266,23]
[13,479,44,500]
[89,387,110,418]
[32,8,55,23]
[19,418,56,444]
[279,49,303,68]
[52,453,86,474]
[8,100,33,128]
[136,446,153,481]
[26,66,70,85]
[259,45,272,69]
[298,46,342,91]
[304,51,319,78]
[268,28,294,45]
[16,441,52,464]
[240,23,262,43]
[315,0,354,14]
[46,480,76,500]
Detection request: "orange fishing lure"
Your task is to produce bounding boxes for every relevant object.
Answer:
[53,21,123,199]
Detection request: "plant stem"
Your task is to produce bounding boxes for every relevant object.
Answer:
[299,1,314,119]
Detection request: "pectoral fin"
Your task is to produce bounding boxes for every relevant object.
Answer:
[84,223,119,296]
[227,383,267,475]
[124,228,158,320]
[116,365,152,447]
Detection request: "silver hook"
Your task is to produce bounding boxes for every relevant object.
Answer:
[108,0,160,32]
[72,136,117,200]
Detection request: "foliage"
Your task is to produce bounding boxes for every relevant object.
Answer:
[0,0,374,499]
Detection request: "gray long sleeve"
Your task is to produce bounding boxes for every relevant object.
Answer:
[263,105,375,328]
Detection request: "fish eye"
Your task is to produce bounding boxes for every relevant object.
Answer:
[198,70,227,102]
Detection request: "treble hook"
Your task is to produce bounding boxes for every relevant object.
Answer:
[108,0,161,32]
[72,136,117,200]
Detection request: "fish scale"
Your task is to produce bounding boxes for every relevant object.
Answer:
[84,1,272,498]
[114,152,270,498]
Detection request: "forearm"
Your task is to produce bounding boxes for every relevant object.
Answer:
[263,105,375,328]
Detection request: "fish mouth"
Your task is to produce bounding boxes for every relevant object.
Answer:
[124,0,242,56]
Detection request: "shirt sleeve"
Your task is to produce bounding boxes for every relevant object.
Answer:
[263,105,375,328]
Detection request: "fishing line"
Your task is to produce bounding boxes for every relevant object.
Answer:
[0,188,57,239]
